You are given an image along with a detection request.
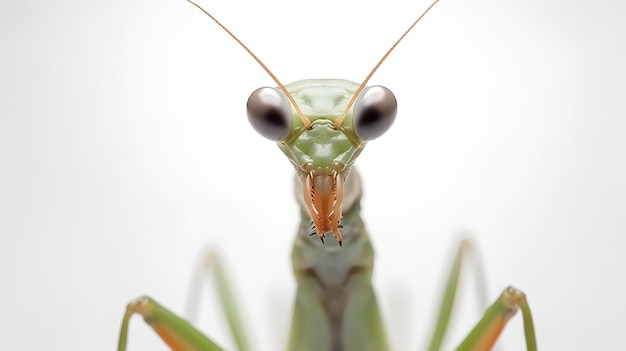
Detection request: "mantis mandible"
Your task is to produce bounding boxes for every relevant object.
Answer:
[118,0,538,350]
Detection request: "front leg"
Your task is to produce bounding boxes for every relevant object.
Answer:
[118,252,250,351]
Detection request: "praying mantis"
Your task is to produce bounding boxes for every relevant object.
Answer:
[117,0,538,350]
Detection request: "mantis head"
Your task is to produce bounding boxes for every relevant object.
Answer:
[185,0,442,245]
[246,79,397,246]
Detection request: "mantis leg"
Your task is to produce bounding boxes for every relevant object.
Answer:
[118,296,224,351]
[184,251,252,351]
[427,240,538,351]
[118,251,251,351]
[455,286,537,351]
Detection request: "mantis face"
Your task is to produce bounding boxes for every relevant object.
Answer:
[247,79,397,245]
[184,0,440,247]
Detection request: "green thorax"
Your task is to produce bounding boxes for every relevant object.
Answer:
[289,170,390,351]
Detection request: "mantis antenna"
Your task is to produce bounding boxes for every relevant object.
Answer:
[185,0,312,129]
[185,0,443,131]
[334,0,442,129]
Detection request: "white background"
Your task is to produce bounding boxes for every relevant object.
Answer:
[1,0,625,350]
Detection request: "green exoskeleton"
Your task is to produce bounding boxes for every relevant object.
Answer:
[118,0,538,350]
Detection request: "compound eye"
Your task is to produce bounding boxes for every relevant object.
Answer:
[353,86,397,141]
[247,87,292,141]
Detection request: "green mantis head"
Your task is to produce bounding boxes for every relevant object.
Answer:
[246,79,397,245]
[184,0,439,246]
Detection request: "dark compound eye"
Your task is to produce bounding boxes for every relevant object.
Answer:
[247,87,292,141]
[353,85,397,141]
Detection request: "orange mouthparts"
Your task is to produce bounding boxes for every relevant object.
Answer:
[302,169,345,246]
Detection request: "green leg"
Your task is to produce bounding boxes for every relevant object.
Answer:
[427,239,537,351]
[184,251,251,351]
[456,287,537,351]
[118,251,251,351]
[118,296,225,351]
[428,240,482,351]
